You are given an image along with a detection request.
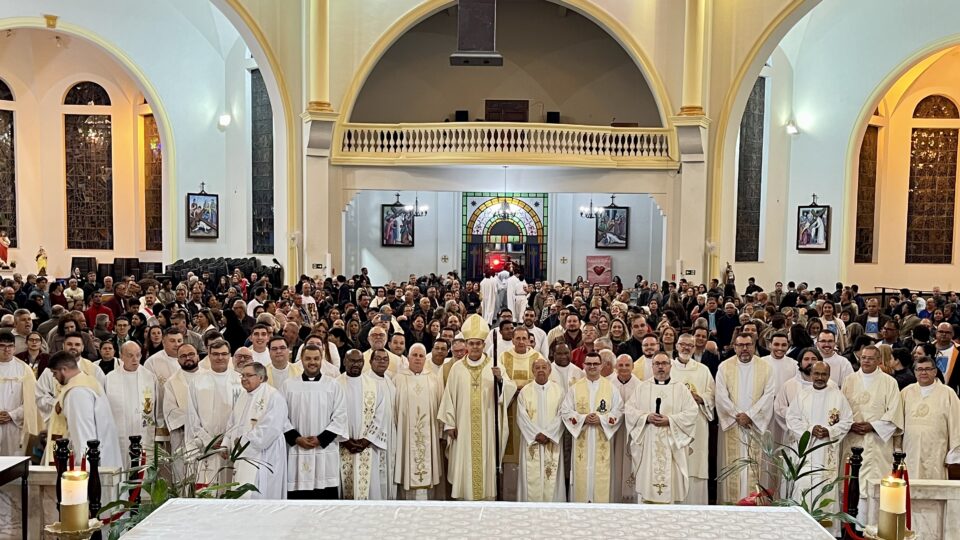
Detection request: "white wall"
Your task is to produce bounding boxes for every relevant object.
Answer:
[351,0,660,126]
[551,193,664,284]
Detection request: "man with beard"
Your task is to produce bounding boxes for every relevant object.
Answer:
[774,348,823,449]
[163,344,209,475]
[631,335,661,381]
[669,333,715,504]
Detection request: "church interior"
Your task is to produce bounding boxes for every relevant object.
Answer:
[0,0,959,538]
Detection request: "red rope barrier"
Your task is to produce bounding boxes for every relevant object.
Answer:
[100,451,147,525]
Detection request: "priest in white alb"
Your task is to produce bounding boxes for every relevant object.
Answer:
[367,349,398,499]
[439,314,517,501]
[187,339,242,486]
[715,332,777,504]
[498,326,542,500]
[900,356,960,479]
[338,350,391,499]
[163,344,209,474]
[786,361,853,537]
[479,272,498,325]
[625,352,698,504]
[516,357,565,502]
[104,342,157,462]
[763,333,798,447]
[840,344,903,506]
[0,332,40,455]
[143,328,183,436]
[266,336,303,389]
[561,351,623,503]
[548,343,583,393]
[282,344,347,499]
[393,343,443,500]
[223,362,288,499]
[670,333,715,504]
[609,354,641,502]
[45,351,123,468]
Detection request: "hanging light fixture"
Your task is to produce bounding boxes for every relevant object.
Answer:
[580,194,601,219]
[495,165,517,220]
[413,192,429,217]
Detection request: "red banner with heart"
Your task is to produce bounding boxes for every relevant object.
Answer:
[585,255,612,285]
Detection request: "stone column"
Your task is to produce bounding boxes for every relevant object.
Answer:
[670,115,710,281]
[307,0,332,112]
[680,0,707,116]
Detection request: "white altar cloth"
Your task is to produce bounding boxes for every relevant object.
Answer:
[125,499,832,539]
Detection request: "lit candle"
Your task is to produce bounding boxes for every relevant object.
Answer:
[880,476,907,514]
[61,470,88,505]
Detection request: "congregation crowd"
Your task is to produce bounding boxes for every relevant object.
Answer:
[0,265,957,524]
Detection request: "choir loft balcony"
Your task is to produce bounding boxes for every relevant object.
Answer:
[332,122,679,169]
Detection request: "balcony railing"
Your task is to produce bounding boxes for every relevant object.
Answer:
[333,122,678,168]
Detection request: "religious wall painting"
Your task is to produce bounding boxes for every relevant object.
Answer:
[186,192,219,239]
[595,206,629,249]
[796,202,830,251]
[382,205,415,247]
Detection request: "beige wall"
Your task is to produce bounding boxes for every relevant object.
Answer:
[351,0,660,126]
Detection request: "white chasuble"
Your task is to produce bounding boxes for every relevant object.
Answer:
[549,363,583,394]
[901,381,960,479]
[187,369,242,485]
[516,380,565,502]
[669,359,715,504]
[625,379,698,504]
[163,368,207,455]
[393,370,443,495]
[609,374,641,503]
[763,355,799,447]
[57,374,123,469]
[561,377,623,503]
[267,362,303,389]
[500,349,541,465]
[224,382,289,499]
[715,357,776,504]
[105,367,158,460]
[282,376,348,492]
[841,370,903,490]
[0,358,40,455]
[338,373,390,499]
[786,385,853,537]
[438,355,517,501]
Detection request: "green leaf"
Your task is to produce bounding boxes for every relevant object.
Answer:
[797,431,811,454]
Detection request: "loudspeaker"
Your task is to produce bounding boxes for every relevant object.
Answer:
[455,110,469,122]
[546,111,561,124]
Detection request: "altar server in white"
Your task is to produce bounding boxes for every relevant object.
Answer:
[223,362,288,499]
[187,339,242,485]
[0,332,40,455]
[105,342,157,461]
[786,361,853,537]
[516,357,566,502]
[561,351,623,503]
[338,350,391,499]
[282,344,347,499]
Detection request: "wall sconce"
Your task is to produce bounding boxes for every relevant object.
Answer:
[218,114,232,129]
[785,122,799,135]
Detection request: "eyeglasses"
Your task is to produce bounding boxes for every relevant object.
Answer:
[914,367,937,373]
[239,373,261,379]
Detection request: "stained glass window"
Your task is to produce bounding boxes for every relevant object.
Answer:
[0,78,15,247]
[251,69,274,254]
[735,77,765,262]
[913,95,959,119]
[65,114,113,249]
[854,125,879,263]
[144,114,162,251]
[63,81,111,106]
[461,192,548,281]
[905,126,957,264]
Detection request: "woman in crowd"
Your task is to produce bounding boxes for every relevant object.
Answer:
[659,324,678,358]
[142,325,164,362]
[195,309,219,336]
[609,318,629,350]
[15,331,49,377]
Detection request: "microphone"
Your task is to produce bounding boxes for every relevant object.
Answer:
[655,397,662,415]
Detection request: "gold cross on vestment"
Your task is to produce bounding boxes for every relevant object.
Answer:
[653,482,666,495]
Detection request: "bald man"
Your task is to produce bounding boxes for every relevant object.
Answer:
[516,358,566,502]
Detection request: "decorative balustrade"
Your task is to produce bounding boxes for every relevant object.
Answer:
[334,122,678,168]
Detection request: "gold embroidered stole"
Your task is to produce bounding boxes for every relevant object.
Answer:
[267,362,303,388]
[720,359,770,503]
[503,350,536,464]
[44,372,102,463]
[522,383,562,501]
[573,377,614,503]
[340,375,377,499]
[402,374,434,489]
[632,358,646,380]
[464,357,491,501]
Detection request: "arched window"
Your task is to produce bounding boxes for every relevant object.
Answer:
[912,95,959,119]
[0,77,16,248]
[64,81,113,250]
[143,113,162,251]
[906,94,959,264]
[250,69,274,254]
[63,81,111,106]
[735,76,767,261]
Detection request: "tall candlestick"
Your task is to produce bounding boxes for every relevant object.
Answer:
[60,470,89,532]
[879,476,908,540]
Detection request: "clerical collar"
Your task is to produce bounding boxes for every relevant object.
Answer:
[654,378,670,385]
[617,375,631,384]
[302,373,322,382]
[466,356,485,366]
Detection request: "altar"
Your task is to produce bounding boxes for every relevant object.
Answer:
[123,499,832,539]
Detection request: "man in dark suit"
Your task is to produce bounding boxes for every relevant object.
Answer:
[855,298,892,339]
[779,281,799,309]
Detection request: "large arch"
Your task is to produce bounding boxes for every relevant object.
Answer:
[335,0,676,129]
[708,0,820,277]
[0,16,179,260]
